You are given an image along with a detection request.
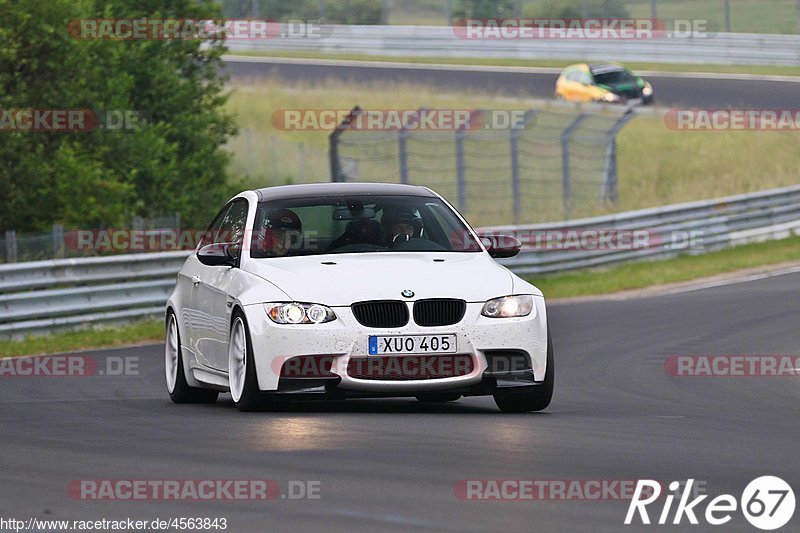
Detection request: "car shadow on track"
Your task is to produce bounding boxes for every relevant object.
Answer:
[205,395,550,415]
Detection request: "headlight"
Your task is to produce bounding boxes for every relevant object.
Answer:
[481,295,534,318]
[265,302,336,324]
[642,83,653,97]
[600,92,620,103]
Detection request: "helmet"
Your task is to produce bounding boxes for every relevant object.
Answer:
[382,207,421,229]
[264,208,302,231]
[259,208,302,256]
[382,207,422,245]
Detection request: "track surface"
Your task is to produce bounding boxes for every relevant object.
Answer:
[223,57,800,109]
[1,272,798,532]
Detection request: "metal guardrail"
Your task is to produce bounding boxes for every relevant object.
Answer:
[0,251,190,336]
[226,25,800,67]
[482,184,800,274]
[2,185,800,336]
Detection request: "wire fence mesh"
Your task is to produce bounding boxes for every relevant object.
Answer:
[331,106,635,227]
[1,214,181,264]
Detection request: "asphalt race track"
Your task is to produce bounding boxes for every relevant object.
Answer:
[223,56,800,109]
[1,271,798,532]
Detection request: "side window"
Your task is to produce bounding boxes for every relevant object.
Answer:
[565,70,580,82]
[215,199,249,246]
[198,205,231,248]
[581,71,594,85]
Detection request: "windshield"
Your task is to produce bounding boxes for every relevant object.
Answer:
[250,194,483,258]
[592,68,635,85]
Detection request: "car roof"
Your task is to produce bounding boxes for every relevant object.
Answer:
[254,182,436,202]
[589,64,626,75]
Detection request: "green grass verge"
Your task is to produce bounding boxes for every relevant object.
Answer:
[0,319,164,358]
[227,50,800,78]
[529,235,800,299]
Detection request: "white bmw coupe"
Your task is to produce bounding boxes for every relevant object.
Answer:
[165,183,553,413]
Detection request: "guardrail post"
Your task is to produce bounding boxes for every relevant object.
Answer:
[52,224,64,259]
[510,109,539,225]
[602,110,636,205]
[329,106,361,182]
[561,113,588,220]
[5,231,17,263]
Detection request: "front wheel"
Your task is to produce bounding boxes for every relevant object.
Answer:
[165,312,219,404]
[228,312,271,412]
[494,326,554,413]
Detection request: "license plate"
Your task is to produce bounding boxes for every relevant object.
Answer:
[368,334,457,355]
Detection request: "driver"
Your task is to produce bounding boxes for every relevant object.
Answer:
[259,208,302,257]
[382,208,422,246]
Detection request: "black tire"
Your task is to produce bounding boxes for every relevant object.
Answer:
[166,312,219,404]
[416,393,462,403]
[230,311,272,412]
[493,326,554,413]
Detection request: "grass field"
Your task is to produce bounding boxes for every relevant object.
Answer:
[383,0,800,35]
[225,79,800,226]
[624,0,800,35]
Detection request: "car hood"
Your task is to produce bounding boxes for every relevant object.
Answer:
[243,252,515,306]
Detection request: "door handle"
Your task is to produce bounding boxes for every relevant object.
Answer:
[191,275,201,286]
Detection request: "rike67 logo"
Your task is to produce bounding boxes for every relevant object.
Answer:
[626,477,795,530]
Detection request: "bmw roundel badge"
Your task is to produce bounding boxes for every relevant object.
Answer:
[401,289,415,298]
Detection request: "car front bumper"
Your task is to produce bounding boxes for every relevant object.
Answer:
[242,297,548,396]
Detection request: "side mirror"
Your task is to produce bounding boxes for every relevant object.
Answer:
[197,242,238,267]
[481,235,522,259]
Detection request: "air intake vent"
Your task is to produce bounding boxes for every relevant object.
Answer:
[351,300,409,328]
[413,299,466,327]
